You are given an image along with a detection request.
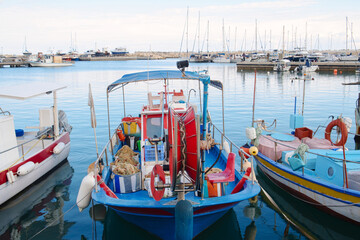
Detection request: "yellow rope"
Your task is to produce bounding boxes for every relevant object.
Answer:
[7,135,47,171]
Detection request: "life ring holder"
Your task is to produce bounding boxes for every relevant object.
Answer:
[325,119,348,146]
[150,164,166,201]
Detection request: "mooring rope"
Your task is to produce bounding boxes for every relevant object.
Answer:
[28,188,93,240]
[7,135,47,171]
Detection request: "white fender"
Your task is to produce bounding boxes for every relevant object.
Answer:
[243,159,257,181]
[77,172,95,212]
[6,171,17,183]
[223,140,230,154]
[246,127,257,140]
[17,162,35,176]
[53,142,66,154]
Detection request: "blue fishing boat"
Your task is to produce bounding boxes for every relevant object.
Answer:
[244,96,360,225]
[77,61,260,239]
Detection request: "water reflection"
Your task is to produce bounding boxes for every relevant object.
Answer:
[99,202,261,240]
[257,168,359,240]
[0,161,74,240]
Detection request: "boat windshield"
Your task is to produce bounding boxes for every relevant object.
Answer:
[146,117,162,138]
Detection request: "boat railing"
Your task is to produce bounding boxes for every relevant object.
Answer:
[261,134,360,188]
[261,134,360,164]
[0,127,52,163]
[93,131,118,192]
[92,120,258,193]
[0,107,11,116]
[209,121,255,179]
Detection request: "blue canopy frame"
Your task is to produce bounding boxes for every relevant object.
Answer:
[106,69,223,197]
[107,70,207,93]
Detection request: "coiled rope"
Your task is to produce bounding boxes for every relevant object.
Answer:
[7,135,47,171]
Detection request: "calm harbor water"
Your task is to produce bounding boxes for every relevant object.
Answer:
[0,59,359,239]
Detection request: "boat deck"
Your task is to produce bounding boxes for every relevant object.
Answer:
[101,148,257,208]
[0,131,55,172]
[15,131,54,160]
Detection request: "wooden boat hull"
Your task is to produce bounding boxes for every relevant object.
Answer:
[255,152,360,225]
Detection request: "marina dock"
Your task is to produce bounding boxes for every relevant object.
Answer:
[0,62,30,68]
[237,61,360,72]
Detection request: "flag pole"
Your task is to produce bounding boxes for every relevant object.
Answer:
[88,83,99,157]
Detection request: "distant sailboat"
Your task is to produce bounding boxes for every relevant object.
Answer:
[212,19,230,63]
[23,37,32,56]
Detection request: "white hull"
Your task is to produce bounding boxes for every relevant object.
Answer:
[0,161,73,236]
[295,65,319,72]
[339,56,359,61]
[213,58,230,63]
[29,62,73,67]
[257,159,360,224]
[273,66,291,72]
[0,140,70,205]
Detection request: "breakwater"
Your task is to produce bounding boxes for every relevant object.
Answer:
[236,61,360,72]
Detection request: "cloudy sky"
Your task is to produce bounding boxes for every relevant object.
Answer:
[0,0,359,54]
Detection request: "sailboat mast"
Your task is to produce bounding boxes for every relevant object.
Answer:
[245,29,247,51]
[305,22,307,50]
[186,6,189,58]
[75,32,77,52]
[198,11,200,53]
[222,19,225,52]
[346,16,348,53]
[351,22,353,51]
[228,26,230,52]
[292,25,294,50]
[255,19,257,52]
[207,20,209,53]
[235,27,237,52]
[282,25,285,59]
[264,30,266,51]
[70,32,73,52]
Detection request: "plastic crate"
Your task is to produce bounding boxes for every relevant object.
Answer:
[144,144,164,161]
[295,127,313,140]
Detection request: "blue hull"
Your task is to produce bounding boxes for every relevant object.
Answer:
[92,146,260,238]
[110,204,233,239]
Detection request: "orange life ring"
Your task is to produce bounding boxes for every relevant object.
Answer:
[325,119,348,146]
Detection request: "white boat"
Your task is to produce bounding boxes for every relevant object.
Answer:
[22,37,32,57]
[29,54,73,67]
[111,47,128,56]
[338,54,359,62]
[212,53,230,63]
[0,84,72,206]
[294,59,319,72]
[273,59,291,72]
